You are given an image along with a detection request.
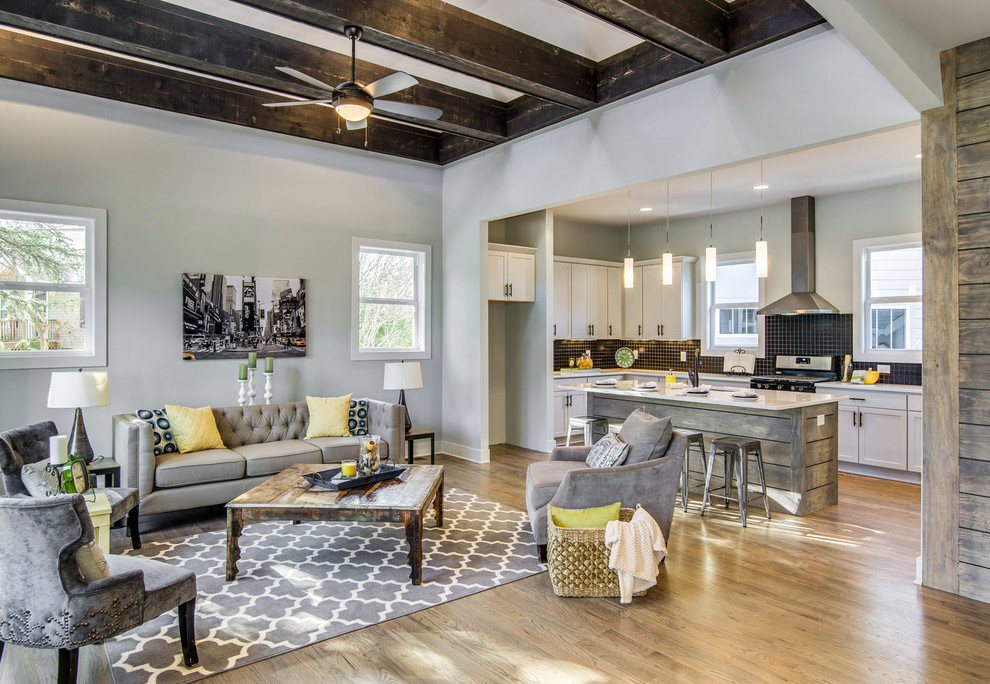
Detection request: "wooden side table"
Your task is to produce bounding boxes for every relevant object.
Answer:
[85,493,113,553]
[88,456,121,488]
[405,429,435,465]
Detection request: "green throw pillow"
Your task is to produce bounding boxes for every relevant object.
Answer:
[550,502,621,529]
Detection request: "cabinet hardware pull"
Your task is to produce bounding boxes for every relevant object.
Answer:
[503,283,508,297]
[658,324,661,336]
[859,411,863,427]
[591,324,595,335]
[849,397,866,401]
[608,325,612,336]
[638,325,642,336]
[661,324,665,336]
[852,412,856,427]
[509,283,513,297]
[553,324,556,335]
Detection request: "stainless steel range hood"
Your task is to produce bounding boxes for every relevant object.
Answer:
[758,196,840,316]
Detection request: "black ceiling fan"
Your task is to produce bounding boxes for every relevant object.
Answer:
[263,25,442,130]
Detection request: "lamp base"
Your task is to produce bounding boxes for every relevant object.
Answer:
[398,389,412,433]
[68,407,96,464]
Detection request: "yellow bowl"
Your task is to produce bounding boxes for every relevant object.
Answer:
[864,370,880,384]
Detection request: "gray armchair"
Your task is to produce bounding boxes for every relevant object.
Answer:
[526,409,686,562]
[0,495,197,683]
[0,421,141,549]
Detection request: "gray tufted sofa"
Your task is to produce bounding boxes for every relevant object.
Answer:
[112,400,404,516]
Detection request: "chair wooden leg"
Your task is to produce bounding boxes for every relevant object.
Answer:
[128,506,141,550]
[178,599,199,667]
[0,640,4,664]
[537,544,547,563]
[57,648,78,684]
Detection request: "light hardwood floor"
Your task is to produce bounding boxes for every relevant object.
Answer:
[3,446,990,683]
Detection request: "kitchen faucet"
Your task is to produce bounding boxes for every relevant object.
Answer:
[688,348,700,388]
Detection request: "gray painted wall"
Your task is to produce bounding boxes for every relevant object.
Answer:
[0,80,442,456]
[553,217,626,261]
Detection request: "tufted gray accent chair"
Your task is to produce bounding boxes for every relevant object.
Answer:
[0,421,141,549]
[0,495,197,683]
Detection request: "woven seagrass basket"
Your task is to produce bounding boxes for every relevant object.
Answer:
[546,507,647,598]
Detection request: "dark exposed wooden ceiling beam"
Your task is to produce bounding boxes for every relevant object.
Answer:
[234,0,598,109]
[0,28,442,164]
[555,0,727,63]
[0,0,506,143]
[727,0,827,52]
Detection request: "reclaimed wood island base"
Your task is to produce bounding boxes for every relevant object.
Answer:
[570,383,846,516]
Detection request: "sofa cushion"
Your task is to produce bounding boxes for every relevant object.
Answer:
[618,409,673,465]
[528,460,588,490]
[230,439,321,477]
[155,449,245,489]
[304,436,361,464]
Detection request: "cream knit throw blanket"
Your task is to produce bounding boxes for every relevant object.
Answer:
[604,506,667,603]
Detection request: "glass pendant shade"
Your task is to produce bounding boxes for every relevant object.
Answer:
[623,257,635,288]
[705,246,717,282]
[662,252,673,285]
[335,100,372,121]
[755,239,769,278]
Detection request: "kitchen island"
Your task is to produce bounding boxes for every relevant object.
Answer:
[563,381,847,516]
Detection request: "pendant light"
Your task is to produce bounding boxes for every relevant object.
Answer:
[662,181,673,285]
[623,190,634,288]
[755,160,769,278]
[705,173,717,282]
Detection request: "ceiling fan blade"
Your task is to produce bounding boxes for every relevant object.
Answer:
[373,99,443,121]
[346,118,368,131]
[275,66,339,93]
[262,99,335,108]
[364,71,418,98]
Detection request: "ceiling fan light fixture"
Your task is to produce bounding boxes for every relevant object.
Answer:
[334,92,373,121]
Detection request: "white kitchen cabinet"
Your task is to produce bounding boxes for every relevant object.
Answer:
[606,266,623,338]
[858,407,908,469]
[838,406,860,463]
[488,244,535,302]
[553,382,590,438]
[622,257,696,339]
[553,261,570,338]
[623,265,644,338]
[908,410,923,473]
[567,262,610,339]
[642,264,663,339]
[661,259,695,340]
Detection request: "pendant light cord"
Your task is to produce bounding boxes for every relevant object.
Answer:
[760,160,765,240]
[709,172,714,248]
[665,181,670,251]
[626,190,632,257]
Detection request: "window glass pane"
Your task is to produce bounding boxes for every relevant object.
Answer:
[869,303,922,351]
[714,307,757,347]
[360,250,415,300]
[0,220,86,285]
[359,302,415,349]
[869,247,922,297]
[0,290,86,351]
[714,262,758,304]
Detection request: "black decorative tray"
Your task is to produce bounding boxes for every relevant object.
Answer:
[304,464,405,491]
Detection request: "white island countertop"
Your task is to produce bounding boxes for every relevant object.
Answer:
[561,380,848,412]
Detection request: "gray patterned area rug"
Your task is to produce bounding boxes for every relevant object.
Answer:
[107,489,544,683]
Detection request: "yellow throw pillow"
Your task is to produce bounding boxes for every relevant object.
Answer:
[164,404,224,453]
[306,394,353,439]
[550,502,622,529]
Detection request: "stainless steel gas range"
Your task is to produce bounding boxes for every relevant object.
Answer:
[750,355,841,393]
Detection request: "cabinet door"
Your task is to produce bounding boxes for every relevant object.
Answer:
[908,410,923,473]
[587,266,608,338]
[552,262,571,338]
[660,261,683,339]
[642,264,663,339]
[487,251,507,301]
[506,252,535,301]
[837,406,859,463]
[858,407,908,469]
[553,391,568,438]
[570,264,592,339]
[606,267,623,338]
[569,391,587,418]
[623,266,644,338]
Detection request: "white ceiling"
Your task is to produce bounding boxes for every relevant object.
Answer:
[552,124,922,226]
[869,0,990,51]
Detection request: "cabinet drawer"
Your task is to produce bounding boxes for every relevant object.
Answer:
[907,394,922,411]
[838,390,907,410]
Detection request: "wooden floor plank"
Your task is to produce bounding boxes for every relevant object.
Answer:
[3,446,990,683]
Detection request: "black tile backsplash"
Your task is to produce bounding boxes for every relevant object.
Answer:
[553,313,922,385]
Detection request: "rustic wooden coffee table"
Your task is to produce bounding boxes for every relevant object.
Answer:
[225,463,443,584]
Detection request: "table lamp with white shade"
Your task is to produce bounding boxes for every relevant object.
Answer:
[384,361,422,433]
[47,371,110,464]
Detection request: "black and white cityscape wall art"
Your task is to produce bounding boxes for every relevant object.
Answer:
[182,273,306,360]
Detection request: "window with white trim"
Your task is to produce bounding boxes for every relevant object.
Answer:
[0,199,107,369]
[351,238,431,360]
[704,253,765,355]
[854,234,922,362]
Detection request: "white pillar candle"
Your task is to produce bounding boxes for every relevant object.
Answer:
[50,435,69,465]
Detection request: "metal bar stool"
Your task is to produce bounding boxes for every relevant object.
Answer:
[700,436,771,526]
[565,416,608,446]
[677,429,708,512]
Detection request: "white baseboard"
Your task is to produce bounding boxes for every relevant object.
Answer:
[838,462,921,484]
[439,441,490,464]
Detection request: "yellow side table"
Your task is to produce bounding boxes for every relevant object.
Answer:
[84,493,112,553]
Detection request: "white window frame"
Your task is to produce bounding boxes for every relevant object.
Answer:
[853,233,922,363]
[0,199,107,370]
[351,237,431,361]
[702,251,766,358]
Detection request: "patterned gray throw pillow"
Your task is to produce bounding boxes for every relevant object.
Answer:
[21,461,60,497]
[586,431,629,468]
[348,399,369,436]
[136,408,179,456]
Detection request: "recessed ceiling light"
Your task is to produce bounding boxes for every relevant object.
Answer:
[639,207,653,212]
[915,153,923,159]
[754,184,769,191]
